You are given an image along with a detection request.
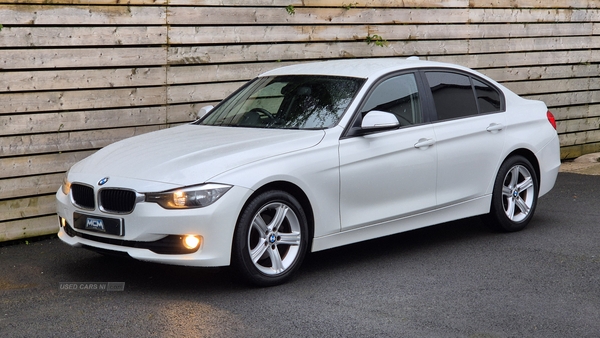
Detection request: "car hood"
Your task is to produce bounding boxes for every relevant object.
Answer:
[70,124,326,187]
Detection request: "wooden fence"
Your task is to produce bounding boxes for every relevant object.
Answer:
[1,0,599,241]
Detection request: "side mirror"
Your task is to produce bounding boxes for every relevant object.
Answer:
[197,105,214,119]
[361,110,399,130]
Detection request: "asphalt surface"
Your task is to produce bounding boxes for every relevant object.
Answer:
[1,172,599,338]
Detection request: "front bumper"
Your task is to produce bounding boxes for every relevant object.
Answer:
[56,185,251,267]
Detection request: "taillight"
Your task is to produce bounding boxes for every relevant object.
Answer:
[547,110,557,130]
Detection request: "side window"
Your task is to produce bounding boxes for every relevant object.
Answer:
[425,72,478,121]
[362,73,422,126]
[473,78,502,113]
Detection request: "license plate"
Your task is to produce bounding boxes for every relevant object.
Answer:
[73,212,124,236]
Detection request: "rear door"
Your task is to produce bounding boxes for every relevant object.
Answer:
[423,70,506,205]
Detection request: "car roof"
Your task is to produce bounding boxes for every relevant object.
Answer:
[259,57,470,79]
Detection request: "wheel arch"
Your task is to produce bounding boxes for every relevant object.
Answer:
[503,148,540,186]
[486,148,541,232]
[238,181,315,246]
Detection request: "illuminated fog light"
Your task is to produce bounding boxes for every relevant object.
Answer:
[183,235,201,250]
[60,217,66,228]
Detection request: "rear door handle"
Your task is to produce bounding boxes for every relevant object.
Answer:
[486,123,504,133]
[414,138,436,149]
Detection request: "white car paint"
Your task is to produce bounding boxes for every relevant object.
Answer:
[56,58,561,277]
[69,125,326,186]
[339,123,437,230]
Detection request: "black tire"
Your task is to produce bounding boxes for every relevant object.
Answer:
[232,190,308,286]
[487,155,539,232]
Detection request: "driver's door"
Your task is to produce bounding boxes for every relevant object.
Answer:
[339,73,437,230]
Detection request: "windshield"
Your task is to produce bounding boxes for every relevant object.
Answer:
[198,75,365,129]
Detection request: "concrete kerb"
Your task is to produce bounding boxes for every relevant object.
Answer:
[559,152,600,176]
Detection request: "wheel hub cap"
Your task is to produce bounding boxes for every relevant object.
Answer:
[501,164,535,223]
[247,201,302,276]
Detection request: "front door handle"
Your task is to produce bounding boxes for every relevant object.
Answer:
[414,138,436,149]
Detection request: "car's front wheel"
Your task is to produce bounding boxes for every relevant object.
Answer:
[232,190,308,286]
[487,155,539,232]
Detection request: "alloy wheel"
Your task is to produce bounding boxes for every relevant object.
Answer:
[247,202,302,275]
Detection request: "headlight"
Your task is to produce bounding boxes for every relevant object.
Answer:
[145,183,232,209]
[61,174,71,195]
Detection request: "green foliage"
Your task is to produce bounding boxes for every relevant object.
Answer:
[342,2,358,10]
[366,34,389,47]
[286,5,295,15]
[0,24,3,31]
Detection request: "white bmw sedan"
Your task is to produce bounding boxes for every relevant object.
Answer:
[56,58,560,286]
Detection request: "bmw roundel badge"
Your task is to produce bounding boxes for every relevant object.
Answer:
[98,177,109,186]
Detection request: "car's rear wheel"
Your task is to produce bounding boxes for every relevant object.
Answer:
[487,155,539,232]
[232,190,308,286]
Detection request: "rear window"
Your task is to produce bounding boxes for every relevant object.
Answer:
[425,71,503,121]
[473,78,502,113]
